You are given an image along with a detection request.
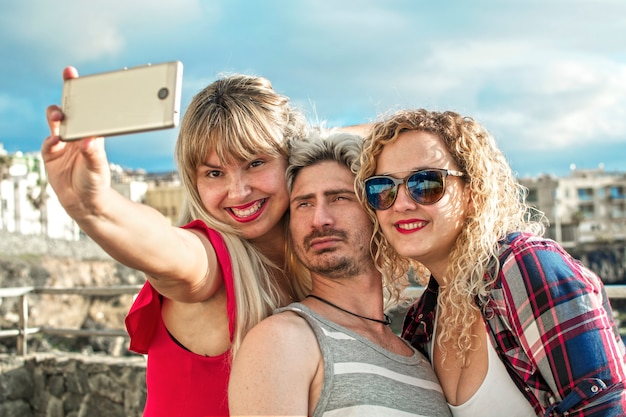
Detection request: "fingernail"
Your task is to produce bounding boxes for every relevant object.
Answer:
[51,109,63,120]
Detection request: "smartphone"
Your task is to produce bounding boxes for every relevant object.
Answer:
[59,61,183,141]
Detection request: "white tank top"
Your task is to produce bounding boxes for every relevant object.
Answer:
[428,317,536,417]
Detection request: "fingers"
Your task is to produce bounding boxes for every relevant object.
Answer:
[42,66,81,159]
[41,132,65,160]
[46,66,104,149]
[46,104,63,136]
[46,65,76,135]
[43,104,67,156]
[80,137,105,156]
[63,66,79,81]
[47,104,63,121]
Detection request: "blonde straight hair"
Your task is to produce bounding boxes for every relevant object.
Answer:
[175,74,311,358]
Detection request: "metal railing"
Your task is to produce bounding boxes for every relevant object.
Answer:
[1,284,626,356]
[403,284,626,300]
[0,285,143,355]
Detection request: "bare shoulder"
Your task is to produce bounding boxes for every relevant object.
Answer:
[243,310,317,348]
[234,309,321,372]
[230,310,322,415]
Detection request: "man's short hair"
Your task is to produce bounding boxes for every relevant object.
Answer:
[287,128,364,191]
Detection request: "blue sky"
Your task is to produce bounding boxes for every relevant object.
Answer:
[1,0,625,177]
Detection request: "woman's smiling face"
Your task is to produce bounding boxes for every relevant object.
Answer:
[196,149,289,241]
[373,130,470,278]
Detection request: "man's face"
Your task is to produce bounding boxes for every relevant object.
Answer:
[289,161,374,278]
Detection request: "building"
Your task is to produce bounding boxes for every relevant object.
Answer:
[520,165,626,248]
[143,173,185,225]
[3,143,625,248]
[0,145,183,241]
[0,148,81,240]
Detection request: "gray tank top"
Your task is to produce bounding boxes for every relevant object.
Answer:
[277,303,452,417]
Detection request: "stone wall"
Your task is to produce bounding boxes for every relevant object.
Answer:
[0,231,146,355]
[0,231,148,416]
[0,232,624,416]
[0,231,111,261]
[0,353,146,417]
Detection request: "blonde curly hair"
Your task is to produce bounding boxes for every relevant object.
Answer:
[355,109,545,364]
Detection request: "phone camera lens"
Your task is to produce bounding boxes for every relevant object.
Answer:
[158,88,169,99]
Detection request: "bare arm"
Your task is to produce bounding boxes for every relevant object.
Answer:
[229,312,322,416]
[42,67,219,303]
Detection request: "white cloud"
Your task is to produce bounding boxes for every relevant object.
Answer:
[1,0,206,64]
[490,58,626,149]
[354,38,626,151]
[1,0,625,175]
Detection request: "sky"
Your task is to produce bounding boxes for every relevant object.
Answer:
[1,0,625,178]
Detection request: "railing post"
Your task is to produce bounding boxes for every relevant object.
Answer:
[17,293,28,355]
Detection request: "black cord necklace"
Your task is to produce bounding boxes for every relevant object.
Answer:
[306,294,392,326]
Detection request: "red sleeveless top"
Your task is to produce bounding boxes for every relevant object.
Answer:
[125,220,236,417]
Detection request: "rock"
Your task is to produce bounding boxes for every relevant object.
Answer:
[0,400,33,417]
[0,230,146,356]
[0,353,147,417]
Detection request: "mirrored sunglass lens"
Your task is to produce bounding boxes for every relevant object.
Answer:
[407,171,444,204]
[366,178,397,209]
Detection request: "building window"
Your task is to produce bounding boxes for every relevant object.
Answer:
[611,205,625,218]
[610,186,625,199]
[579,204,595,219]
[577,188,594,201]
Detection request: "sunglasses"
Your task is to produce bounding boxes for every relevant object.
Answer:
[364,168,465,210]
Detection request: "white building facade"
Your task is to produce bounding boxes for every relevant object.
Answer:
[4,144,624,248]
[0,147,150,241]
[520,166,626,248]
[0,149,80,240]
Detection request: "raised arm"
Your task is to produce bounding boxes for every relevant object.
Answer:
[42,67,220,303]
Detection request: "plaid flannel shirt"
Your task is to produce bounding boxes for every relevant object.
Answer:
[402,232,626,416]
